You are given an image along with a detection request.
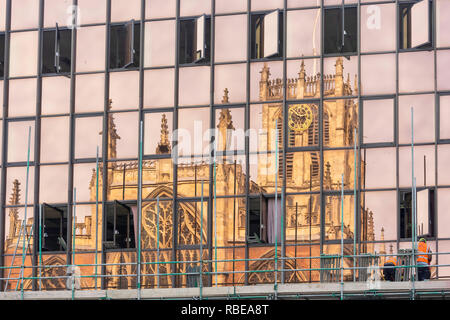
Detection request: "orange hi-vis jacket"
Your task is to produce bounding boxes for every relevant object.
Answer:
[385,256,397,266]
[417,242,431,264]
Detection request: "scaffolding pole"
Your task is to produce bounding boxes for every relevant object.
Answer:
[94,146,99,290]
[200,180,204,299]
[213,141,218,287]
[38,203,42,291]
[137,121,143,299]
[72,188,77,300]
[353,128,357,282]
[274,119,279,298]
[156,196,160,288]
[340,174,344,301]
[411,107,416,300]
[20,126,32,300]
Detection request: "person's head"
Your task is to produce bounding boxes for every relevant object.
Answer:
[419,238,427,243]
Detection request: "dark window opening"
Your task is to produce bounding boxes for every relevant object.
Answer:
[251,10,283,59]
[110,20,141,69]
[0,34,4,78]
[324,7,357,55]
[41,204,68,252]
[42,25,72,74]
[248,195,282,244]
[399,0,432,49]
[179,15,211,64]
[104,201,136,249]
[400,188,435,239]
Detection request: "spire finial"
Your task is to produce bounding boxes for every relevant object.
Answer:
[9,179,21,206]
[260,63,271,82]
[156,114,171,154]
[222,88,229,104]
[100,99,121,159]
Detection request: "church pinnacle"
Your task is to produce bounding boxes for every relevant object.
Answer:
[100,99,121,159]
[156,114,171,154]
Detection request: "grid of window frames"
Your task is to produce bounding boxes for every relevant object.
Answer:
[0,0,449,290]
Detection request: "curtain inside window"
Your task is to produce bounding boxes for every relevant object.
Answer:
[267,198,282,244]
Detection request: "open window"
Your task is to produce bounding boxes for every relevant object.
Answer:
[104,201,136,249]
[42,24,72,74]
[251,10,283,59]
[0,33,4,78]
[247,194,282,244]
[324,6,357,54]
[110,20,141,69]
[179,15,211,64]
[399,0,433,49]
[41,204,68,252]
[400,188,435,239]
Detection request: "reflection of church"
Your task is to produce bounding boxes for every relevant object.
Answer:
[5,57,379,290]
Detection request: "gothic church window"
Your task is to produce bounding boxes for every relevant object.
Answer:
[324,6,357,55]
[42,25,72,74]
[251,10,283,59]
[399,0,433,49]
[179,15,211,64]
[110,20,141,69]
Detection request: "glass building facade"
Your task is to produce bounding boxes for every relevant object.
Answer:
[0,0,450,291]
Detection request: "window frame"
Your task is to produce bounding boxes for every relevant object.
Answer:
[323,5,358,56]
[41,24,72,76]
[250,10,284,60]
[178,15,211,65]
[109,19,141,70]
[398,0,434,50]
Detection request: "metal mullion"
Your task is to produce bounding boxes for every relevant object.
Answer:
[280,0,287,284]
[244,0,251,286]
[208,0,216,288]
[171,0,180,289]
[433,0,439,277]
[395,0,400,253]
[100,0,112,290]
[356,0,362,272]
[319,0,325,257]
[0,0,11,292]
[30,0,45,291]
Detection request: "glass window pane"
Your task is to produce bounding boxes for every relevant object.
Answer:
[73,163,99,202]
[75,116,103,159]
[362,191,397,242]
[108,112,138,159]
[285,152,320,192]
[438,190,450,237]
[214,64,246,104]
[287,9,321,58]
[437,0,450,47]
[249,104,280,154]
[251,0,283,11]
[215,15,247,63]
[437,50,450,91]
[177,157,210,197]
[251,61,283,102]
[324,56,358,97]
[44,0,73,28]
[4,207,35,253]
[111,0,141,22]
[40,116,69,163]
[440,95,450,140]
[145,21,175,68]
[214,107,245,152]
[76,26,106,72]
[323,99,358,148]
[180,0,211,17]
[0,0,6,32]
[8,121,35,163]
[11,0,39,30]
[6,167,35,205]
[78,0,107,24]
[179,66,210,106]
[75,73,105,113]
[363,99,394,144]
[361,3,396,52]
[0,82,3,118]
[399,51,434,93]
[285,194,320,243]
[109,71,139,110]
[144,112,173,155]
[40,165,68,203]
[362,147,396,189]
[214,155,246,196]
[249,152,282,194]
[177,107,210,157]
[106,161,138,201]
[399,94,435,144]
[144,69,174,108]
[8,78,36,117]
[287,103,319,148]
[438,145,450,186]
[324,194,355,240]
[216,0,246,14]
[42,76,70,115]
[399,146,435,188]
[146,0,176,19]
[361,54,396,95]
[323,150,356,191]
[287,59,320,100]
[10,31,38,77]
